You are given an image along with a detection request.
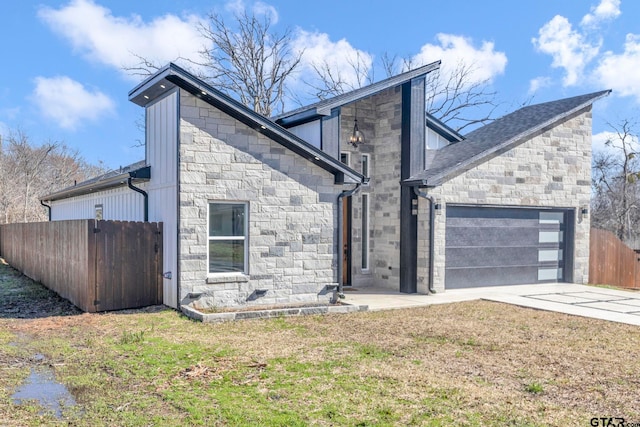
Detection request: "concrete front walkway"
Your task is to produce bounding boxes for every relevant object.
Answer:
[342,283,640,326]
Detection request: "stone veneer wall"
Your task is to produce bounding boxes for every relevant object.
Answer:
[177,89,343,308]
[426,109,593,291]
[416,199,431,294]
[339,87,403,290]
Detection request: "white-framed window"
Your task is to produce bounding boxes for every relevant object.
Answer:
[340,152,350,166]
[361,194,370,270]
[361,154,370,185]
[208,202,248,274]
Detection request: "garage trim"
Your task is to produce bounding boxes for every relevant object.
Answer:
[444,204,576,289]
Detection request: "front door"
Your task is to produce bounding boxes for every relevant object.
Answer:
[342,196,352,286]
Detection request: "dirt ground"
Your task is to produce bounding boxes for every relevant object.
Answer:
[2,258,640,426]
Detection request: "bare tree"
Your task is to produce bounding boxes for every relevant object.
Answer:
[197,11,302,116]
[591,119,640,243]
[303,51,373,100]
[6,131,57,222]
[424,61,499,133]
[125,10,302,117]
[0,130,107,224]
[313,53,499,133]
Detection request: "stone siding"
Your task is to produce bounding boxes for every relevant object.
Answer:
[427,109,593,291]
[339,87,403,290]
[178,89,342,308]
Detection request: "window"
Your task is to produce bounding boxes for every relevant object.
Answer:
[340,152,350,166]
[361,154,370,185]
[426,128,449,150]
[361,194,369,270]
[208,202,247,274]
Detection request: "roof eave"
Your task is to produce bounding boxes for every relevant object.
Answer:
[41,166,151,202]
[129,63,364,184]
[273,60,441,123]
[426,114,465,142]
[409,89,612,187]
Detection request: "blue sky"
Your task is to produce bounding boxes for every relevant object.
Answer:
[1,0,638,170]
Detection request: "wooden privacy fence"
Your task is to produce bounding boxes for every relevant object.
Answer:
[589,228,640,289]
[0,220,163,312]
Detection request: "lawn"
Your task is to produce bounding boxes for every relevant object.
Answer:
[0,259,639,426]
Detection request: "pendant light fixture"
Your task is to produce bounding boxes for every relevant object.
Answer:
[349,104,365,147]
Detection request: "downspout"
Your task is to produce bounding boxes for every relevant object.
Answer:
[337,183,362,299]
[40,200,51,221]
[127,178,148,222]
[413,185,436,293]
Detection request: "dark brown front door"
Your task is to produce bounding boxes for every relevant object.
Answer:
[342,196,352,286]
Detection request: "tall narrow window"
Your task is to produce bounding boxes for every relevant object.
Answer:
[361,194,369,270]
[361,154,370,185]
[208,202,247,273]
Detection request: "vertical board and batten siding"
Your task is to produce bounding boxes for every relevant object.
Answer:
[321,111,340,160]
[50,185,146,221]
[0,220,162,312]
[146,89,179,308]
[589,228,640,289]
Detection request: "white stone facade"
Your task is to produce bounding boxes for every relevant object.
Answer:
[339,87,405,291]
[423,109,593,291]
[178,90,342,308]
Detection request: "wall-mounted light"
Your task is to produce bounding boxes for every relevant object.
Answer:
[580,206,589,219]
[434,201,443,215]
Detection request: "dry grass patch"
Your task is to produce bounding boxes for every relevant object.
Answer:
[1,260,639,425]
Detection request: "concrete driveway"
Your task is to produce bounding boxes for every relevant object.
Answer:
[342,283,640,326]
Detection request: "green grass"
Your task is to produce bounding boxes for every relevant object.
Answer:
[1,260,640,425]
[525,382,544,394]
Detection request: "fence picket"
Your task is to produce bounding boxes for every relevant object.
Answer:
[0,220,163,312]
[589,228,640,289]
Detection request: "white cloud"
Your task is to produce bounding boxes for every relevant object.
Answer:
[595,34,640,102]
[532,15,600,86]
[592,130,617,154]
[38,0,203,79]
[32,76,115,130]
[253,2,279,23]
[411,33,507,85]
[292,30,374,91]
[528,76,553,94]
[581,0,621,27]
[225,0,278,23]
[592,129,640,154]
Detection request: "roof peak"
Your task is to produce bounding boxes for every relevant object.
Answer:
[273,60,441,125]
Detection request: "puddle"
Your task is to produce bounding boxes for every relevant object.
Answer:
[12,367,77,418]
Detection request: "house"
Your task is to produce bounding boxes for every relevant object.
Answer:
[40,62,610,309]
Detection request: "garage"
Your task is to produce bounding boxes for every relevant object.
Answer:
[445,206,574,289]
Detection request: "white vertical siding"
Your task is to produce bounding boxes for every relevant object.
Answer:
[146,90,179,308]
[426,127,450,150]
[287,120,321,148]
[50,185,146,221]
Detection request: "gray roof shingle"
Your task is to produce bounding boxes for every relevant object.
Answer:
[406,90,611,186]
